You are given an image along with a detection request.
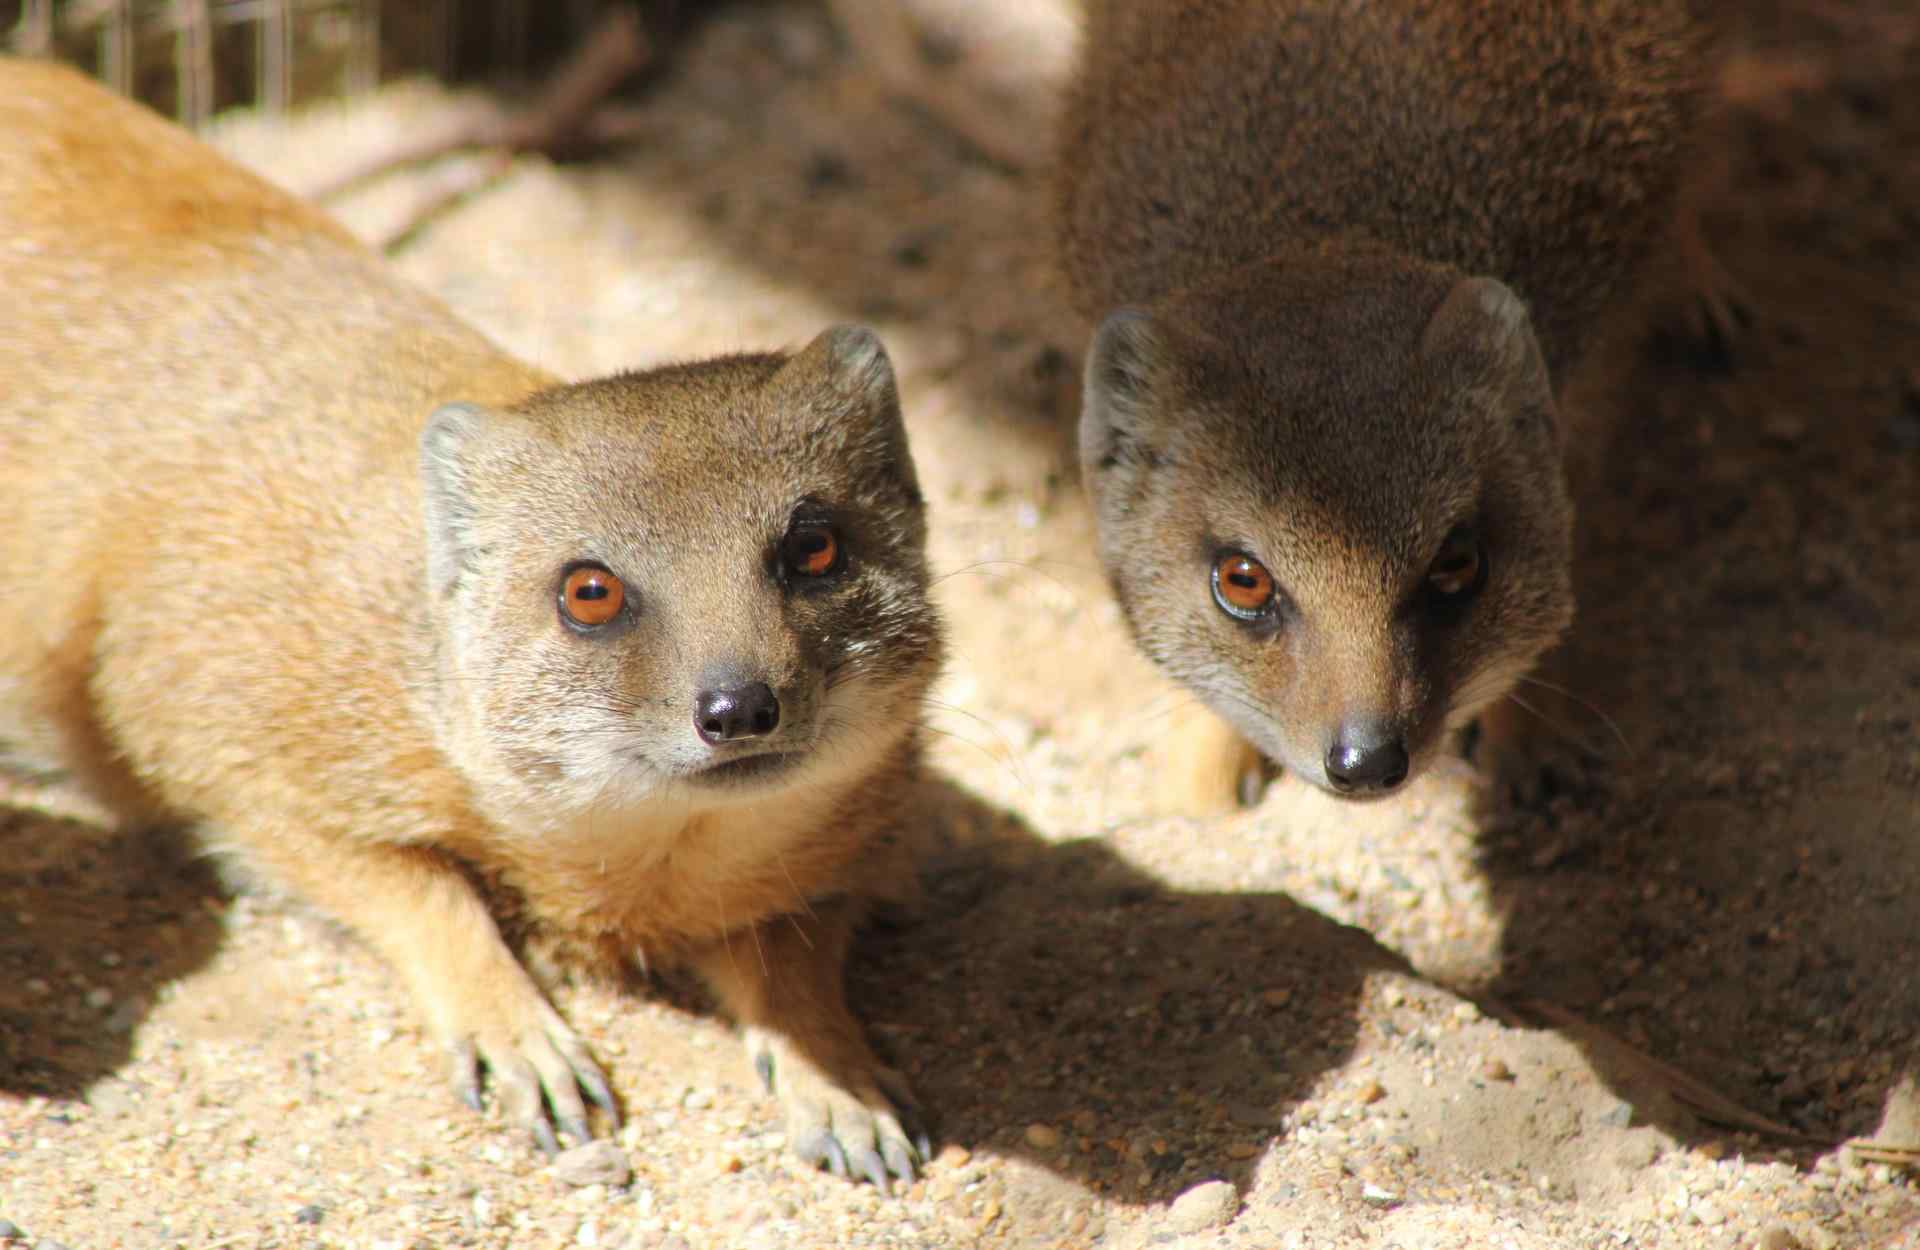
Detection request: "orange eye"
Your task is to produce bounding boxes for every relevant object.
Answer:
[560,565,625,628]
[783,525,840,579]
[1427,526,1485,598]
[1212,552,1276,620]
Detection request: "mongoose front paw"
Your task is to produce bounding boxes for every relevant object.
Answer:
[444,998,619,1155]
[1471,696,1608,810]
[1670,199,1753,371]
[748,1028,929,1193]
[1161,698,1276,815]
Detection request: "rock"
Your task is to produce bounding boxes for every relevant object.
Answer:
[293,1206,325,1226]
[554,1140,633,1189]
[0,1219,19,1239]
[1167,1179,1238,1234]
[1758,1228,1805,1250]
[83,1082,135,1118]
[1361,1183,1401,1209]
[1479,1057,1514,1083]
[1023,1122,1061,1150]
[1595,1098,1635,1128]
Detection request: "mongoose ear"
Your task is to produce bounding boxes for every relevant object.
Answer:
[419,401,495,599]
[1420,276,1534,365]
[784,324,903,429]
[1420,277,1555,428]
[1081,309,1165,476]
[778,326,919,501]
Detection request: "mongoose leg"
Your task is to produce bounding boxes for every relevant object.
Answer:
[245,832,617,1152]
[1159,697,1275,815]
[691,899,926,1191]
[1470,657,1623,808]
[1673,195,1752,361]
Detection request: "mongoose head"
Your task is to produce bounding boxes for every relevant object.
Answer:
[418,326,941,830]
[1079,263,1574,798]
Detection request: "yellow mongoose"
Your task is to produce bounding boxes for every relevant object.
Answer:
[0,59,941,1188]
[1056,0,1713,806]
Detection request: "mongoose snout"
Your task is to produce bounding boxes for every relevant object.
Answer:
[1323,723,1411,797]
[693,680,783,743]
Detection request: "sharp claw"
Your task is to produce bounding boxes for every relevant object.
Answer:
[882,1137,916,1182]
[561,1115,593,1146]
[890,1105,931,1161]
[448,1040,483,1112]
[753,1050,776,1094]
[857,1150,891,1193]
[579,1069,620,1122]
[531,1119,560,1157]
[824,1138,851,1179]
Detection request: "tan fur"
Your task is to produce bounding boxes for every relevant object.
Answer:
[0,59,941,1184]
[1055,0,1713,806]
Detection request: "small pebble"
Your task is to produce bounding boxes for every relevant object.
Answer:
[1166,1179,1238,1233]
[83,1083,134,1118]
[681,1088,714,1111]
[1762,414,1807,444]
[1596,1099,1635,1128]
[0,1221,19,1240]
[552,1140,632,1189]
[1023,1123,1061,1150]
[1352,1079,1386,1104]
[1758,1227,1805,1250]
[1480,1057,1514,1082]
[293,1205,324,1226]
[1360,1183,1401,1209]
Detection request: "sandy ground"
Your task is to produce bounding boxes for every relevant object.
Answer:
[3,1,1918,1247]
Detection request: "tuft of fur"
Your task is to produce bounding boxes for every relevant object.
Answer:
[0,59,941,1185]
[1054,0,1711,804]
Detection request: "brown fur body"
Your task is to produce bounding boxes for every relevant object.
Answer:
[0,59,940,1185]
[1055,0,1711,805]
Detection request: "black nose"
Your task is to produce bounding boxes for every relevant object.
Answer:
[694,683,781,743]
[1324,726,1410,794]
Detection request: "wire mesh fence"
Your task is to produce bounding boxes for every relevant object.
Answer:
[2,0,605,124]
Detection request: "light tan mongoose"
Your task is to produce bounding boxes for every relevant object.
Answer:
[1055,0,1716,808]
[0,58,941,1189]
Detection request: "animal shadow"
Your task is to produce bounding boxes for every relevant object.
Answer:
[0,811,226,1099]
[851,776,1412,1206]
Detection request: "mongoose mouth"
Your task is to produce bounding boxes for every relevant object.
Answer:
[687,749,805,786]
